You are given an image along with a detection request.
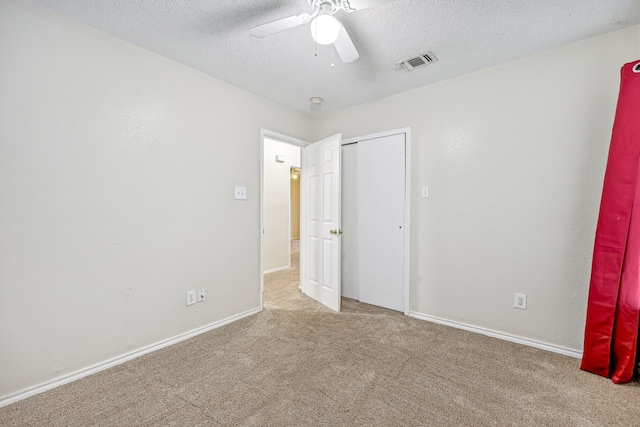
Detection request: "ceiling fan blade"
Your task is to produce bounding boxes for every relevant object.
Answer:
[334,25,359,63]
[344,0,396,11]
[249,14,310,38]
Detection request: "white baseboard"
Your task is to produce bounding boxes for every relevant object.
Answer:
[263,265,289,274]
[408,311,583,359]
[0,307,261,408]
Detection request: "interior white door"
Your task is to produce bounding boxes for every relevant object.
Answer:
[357,133,406,311]
[302,133,342,311]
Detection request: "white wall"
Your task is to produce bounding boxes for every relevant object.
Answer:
[314,26,640,352]
[0,0,311,401]
[263,138,301,272]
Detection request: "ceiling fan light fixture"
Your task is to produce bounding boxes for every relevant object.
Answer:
[311,9,341,45]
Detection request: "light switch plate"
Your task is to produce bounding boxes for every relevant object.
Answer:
[421,186,429,198]
[235,186,247,200]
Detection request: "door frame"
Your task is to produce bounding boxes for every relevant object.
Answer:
[342,127,412,315]
[260,127,411,315]
[259,129,309,310]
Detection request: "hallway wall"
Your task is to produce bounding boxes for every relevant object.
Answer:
[263,138,301,272]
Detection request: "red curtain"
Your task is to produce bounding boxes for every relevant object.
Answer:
[581,59,640,384]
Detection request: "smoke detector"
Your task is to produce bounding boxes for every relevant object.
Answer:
[310,97,324,106]
[397,52,437,71]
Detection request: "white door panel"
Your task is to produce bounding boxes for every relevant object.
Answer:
[302,134,342,311]
[357,133,406,312]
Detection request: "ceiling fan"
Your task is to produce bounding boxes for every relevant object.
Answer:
[249,0,393,64]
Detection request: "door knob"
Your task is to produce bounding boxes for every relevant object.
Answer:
[330,229,343,235]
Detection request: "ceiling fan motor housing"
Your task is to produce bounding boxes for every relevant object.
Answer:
[308,0,357,14]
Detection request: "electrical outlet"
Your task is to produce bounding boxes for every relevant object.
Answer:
[514,293,527,310]
[198,289,205,302]
[186,290,196,306]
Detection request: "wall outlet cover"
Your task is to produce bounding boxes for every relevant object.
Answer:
[186,290,196,306]
[514,293,527,310]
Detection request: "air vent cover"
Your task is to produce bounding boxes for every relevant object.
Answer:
[398,52,437,71]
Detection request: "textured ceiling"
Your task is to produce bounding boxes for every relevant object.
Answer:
[31,0,640,116]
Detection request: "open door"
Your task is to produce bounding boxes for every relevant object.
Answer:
[302,133,342,311]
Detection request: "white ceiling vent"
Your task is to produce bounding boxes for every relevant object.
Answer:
[398,52,437,71]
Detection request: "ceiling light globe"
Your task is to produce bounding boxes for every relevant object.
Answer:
[311,14,341,45]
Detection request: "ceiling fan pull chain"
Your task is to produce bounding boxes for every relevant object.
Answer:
[331,45,335,68]
[314,18,318,56]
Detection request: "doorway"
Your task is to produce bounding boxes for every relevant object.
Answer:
[260,130,309,310]
[290,166,301,242]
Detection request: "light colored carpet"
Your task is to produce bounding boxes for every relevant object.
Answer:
[1,239,639,426]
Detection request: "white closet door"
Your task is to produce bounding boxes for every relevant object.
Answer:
[357,133,406,312]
